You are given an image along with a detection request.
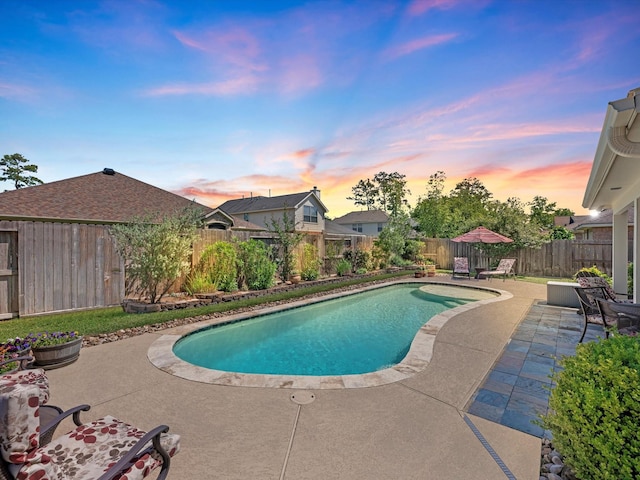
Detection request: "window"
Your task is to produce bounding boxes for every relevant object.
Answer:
[243,213,249,221]
[304,205,318,223]
[377,223,384,232]
[352,223,363,233]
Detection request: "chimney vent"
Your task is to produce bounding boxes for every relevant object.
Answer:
[102,168,115,175]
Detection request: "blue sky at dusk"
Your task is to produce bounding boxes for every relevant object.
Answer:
[1,0,639,217]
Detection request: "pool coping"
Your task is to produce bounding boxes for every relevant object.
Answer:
[147,279,513,389]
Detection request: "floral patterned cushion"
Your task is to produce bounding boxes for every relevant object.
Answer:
[0,384,43,464]
[0,368,50,405]
[453,257,469,273]
[17,415,180,480]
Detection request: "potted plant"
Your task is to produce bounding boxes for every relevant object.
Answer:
[425,258,436,277]
[0,337,32,374]
[25,331,83,369]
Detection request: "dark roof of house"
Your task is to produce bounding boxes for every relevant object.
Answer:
[325,219,366,236]
[217,190,327,214]
[230,215,266,231]
[560,208,635,230]
[0,169,213,223]
[334,210,390,224]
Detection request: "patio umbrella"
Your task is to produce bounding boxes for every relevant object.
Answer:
[451,226,513,244]
[451,226,513,274]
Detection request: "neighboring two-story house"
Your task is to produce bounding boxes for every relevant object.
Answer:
[333,210,389,237]
[216,187,327,234]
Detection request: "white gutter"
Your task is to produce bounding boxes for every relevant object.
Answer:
[607,126,640,158]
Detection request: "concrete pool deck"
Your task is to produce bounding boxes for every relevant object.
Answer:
[44,277,571,479]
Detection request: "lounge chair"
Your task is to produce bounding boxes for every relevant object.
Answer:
[479,258,516,281]
[452,257,470,279]
[0,384,180,480]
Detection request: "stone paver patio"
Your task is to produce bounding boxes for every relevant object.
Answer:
[43,277,583,479]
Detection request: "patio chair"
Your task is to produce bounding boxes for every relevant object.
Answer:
[576,274,630,301]
[594,298,640,338]
[0,383,180,480]
[573,286,618,342]
[0,356,64,445]
[479,258,516,281]
[452,257,470,279]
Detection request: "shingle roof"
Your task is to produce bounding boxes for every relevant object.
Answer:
[334,210,389,224]
[0,169,213,223]
[217,191,327,214]
[325,219,366,236]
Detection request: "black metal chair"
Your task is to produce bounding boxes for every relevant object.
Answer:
[573,286,614,342]
[596,299,640,337]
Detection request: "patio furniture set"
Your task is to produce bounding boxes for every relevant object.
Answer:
[452,257,517,281]
[573,272,640,342]
[0,356,180,479]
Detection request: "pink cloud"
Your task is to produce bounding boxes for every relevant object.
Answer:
[383,33,458,60]
[277,54,323,94]
[144,75,260,96]
[407,0,460,16]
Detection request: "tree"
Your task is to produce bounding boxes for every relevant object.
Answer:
[267,208,305,282]
[347,179,377,210]
[347,171,410,215]
[550,225,575,239]
[529,195,557,229]
[110,205,204,303]
[374,210,413,264]
[412,171,450,237]
[554,207,575,217]
[0,153,43,189]
[445,177,492,236]
[373,171,410,216]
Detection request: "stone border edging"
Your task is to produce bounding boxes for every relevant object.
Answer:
[147,279,513,389]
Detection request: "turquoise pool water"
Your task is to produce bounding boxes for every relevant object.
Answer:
[173,283,484,376]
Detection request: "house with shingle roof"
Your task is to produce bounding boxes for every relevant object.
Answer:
[0,168,214,223]
[217,187,328,234]
[0,168,226,318]
[333,210,390,237]
[554,209,634,242]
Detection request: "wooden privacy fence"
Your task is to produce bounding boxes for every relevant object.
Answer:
[423,238,615,278]
[2,221,617,318]
[1,221,125,318]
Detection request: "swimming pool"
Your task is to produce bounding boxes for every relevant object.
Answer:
[149,280,510,389]
[172,283,496,376]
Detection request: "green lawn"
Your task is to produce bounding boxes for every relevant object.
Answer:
[0,271,573,343]
[0,272,409,341]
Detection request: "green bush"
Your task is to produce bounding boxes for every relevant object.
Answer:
[200,241,238,292]
[574,265,611,283]
[336,259,352,276]
[183,270,216,295]
[236,239,276,290]
[540,336,640,479]
[110,206,202,303]
[300,243,321,281]
[628,262,634,297]
[355,267,367,275]
[343,248,371,272]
